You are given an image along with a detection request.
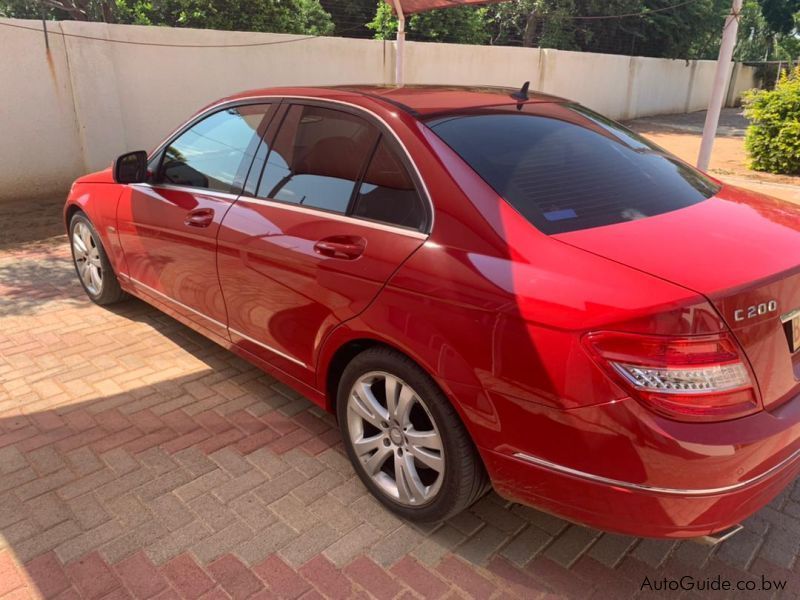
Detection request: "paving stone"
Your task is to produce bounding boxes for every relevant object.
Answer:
[308,495,362,536]
[669,539,716,569]
[66,493,111,530]
[588,533,638,568]
[213,469,266,504]
[27,492,72,529]
[14,520,82,562]
[209,447,251,477]
[235,521,297,566]
[543,525,600,569]
[146,520,212,565]
[189,494,239,532]
[323,522,383,567]
[55,519,125,563]
[716,527,763,569]
[149,493,195,532]
[105,494,152,529]
[470,495,525,534]
[278,523,339,567]
[0,447,27,474]
[66,447,104,477]
[27,446,67,475]
[228,493,276,532]
[410,525,466,567]
[500,525,553,566]
[454,524,509,566]
[191,520,255,564]
[269,494,322,533]
[101,520,165,565]
[757,527,800,569]
[173,447,217,477]
[291,469,344,505]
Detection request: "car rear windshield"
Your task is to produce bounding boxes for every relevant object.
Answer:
[426,103,720,235]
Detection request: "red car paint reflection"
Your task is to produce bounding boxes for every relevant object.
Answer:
[65,86,800,538]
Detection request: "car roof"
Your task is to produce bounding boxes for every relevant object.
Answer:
[223,84,568,117]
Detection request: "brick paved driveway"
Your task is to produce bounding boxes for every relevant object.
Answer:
[1,199,800,599]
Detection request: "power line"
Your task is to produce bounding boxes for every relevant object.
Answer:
[552,0,707,20]
[0,19,367,48]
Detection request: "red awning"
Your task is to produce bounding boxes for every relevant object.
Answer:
[385,0,502,15]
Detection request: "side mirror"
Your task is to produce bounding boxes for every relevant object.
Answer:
[113,150,149,184]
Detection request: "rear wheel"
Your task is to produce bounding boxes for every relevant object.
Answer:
[69,213,125,305]
[337,347,488,522]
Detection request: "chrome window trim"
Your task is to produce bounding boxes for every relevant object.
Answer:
[146,93,435,235]
[512,448,800,496]
[131,182,241,202]
[121,274,308,368]
[236,196,428,240]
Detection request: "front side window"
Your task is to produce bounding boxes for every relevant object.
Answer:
[160,105,273,194]
[427,103,719,235]
[256,105,379,214]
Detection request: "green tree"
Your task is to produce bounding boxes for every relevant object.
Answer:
[367,2,490,45]
[485,0,733,58]
[1,0,334,34]
[319,0,375,37]
[743,66,800,173]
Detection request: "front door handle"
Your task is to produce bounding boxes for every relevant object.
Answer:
[313,235,366,260]
[184,208,214,228]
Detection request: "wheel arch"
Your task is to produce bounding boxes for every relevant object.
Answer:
[65,202,84,228]
[318,329,493,454]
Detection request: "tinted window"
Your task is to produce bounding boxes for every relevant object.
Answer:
[353,137,424,230]
[256,105,378,214]
[427,104,719,235]
[161,105,272,193]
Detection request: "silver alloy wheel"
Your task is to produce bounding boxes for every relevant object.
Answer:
[72,221,103,296]
[346,371,444,506]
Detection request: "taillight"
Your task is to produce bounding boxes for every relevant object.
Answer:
[583,331,760,422]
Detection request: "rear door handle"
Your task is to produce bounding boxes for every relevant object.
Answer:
[313,236,366,260]
[185,208,214,228]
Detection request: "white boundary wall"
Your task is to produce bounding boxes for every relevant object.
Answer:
[0,18,759,202]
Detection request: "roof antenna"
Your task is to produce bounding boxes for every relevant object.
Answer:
[511,81,530,103]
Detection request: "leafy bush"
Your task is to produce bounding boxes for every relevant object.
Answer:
[743,67,800,175]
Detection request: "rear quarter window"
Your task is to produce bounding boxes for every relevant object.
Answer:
[427,104,719,235]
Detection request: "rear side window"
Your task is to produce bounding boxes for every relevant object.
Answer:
[160,105,273,193]
[256,105,378,214]
[353,137,425,230]
[427,104,719,235]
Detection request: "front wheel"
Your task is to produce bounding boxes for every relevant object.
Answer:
[69,212,125,305]
[337,347,488,522]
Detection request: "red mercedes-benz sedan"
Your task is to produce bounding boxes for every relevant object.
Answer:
[65,85,800,540]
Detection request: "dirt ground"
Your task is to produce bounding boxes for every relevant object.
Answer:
[627,108,800,205]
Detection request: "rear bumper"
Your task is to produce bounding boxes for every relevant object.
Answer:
[484,445,800,538]
[475,389,800,538]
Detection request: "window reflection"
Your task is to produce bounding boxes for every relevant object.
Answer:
[257,105,378,214]
[162,106,271,194]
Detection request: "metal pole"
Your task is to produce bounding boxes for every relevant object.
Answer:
[391,0,406,86]
[697,0,742,172]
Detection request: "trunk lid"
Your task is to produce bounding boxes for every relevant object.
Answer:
[555,186,800,409]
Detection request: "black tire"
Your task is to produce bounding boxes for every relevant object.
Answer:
[69,212,126,306]
[337,346,489,522]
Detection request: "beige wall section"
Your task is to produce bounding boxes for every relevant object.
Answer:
[403,41,540,88]
[0,18,761,201]
[534,49,633,118]
[0,19,84,202]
